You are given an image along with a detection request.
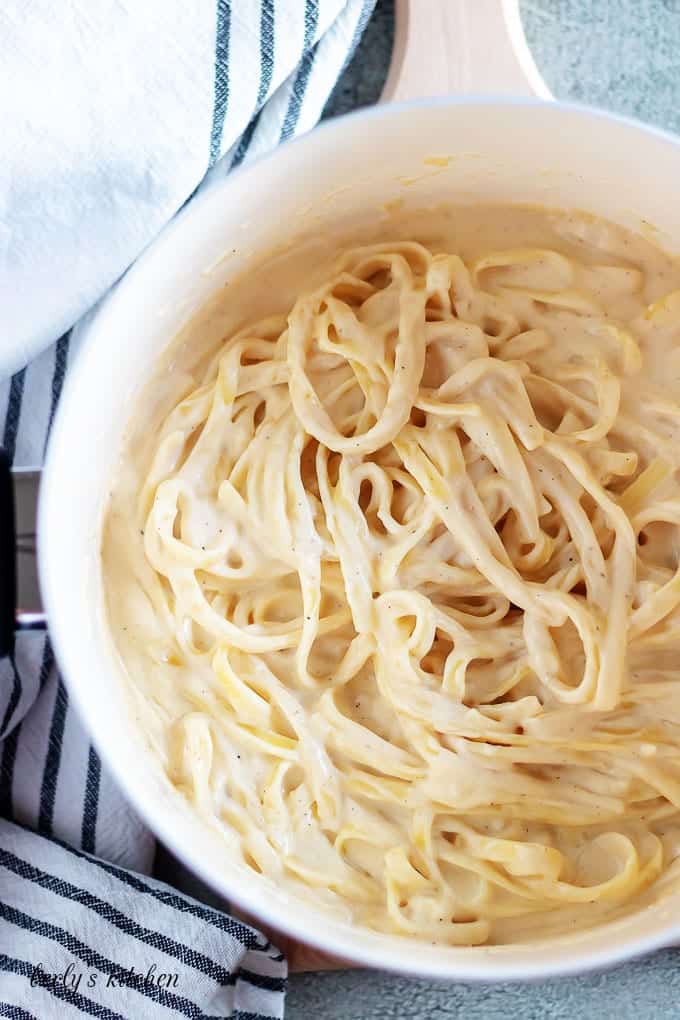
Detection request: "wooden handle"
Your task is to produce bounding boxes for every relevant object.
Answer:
[381,0,551,104]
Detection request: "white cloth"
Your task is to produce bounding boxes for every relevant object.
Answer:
[0,0,375,379]
[0,1,375,1015]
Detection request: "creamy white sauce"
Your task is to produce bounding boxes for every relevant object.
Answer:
[103,205,680,945]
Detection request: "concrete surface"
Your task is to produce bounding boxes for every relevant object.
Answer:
[520,0,680,134]
[288,949,680,1020]
[291,2,680,1017]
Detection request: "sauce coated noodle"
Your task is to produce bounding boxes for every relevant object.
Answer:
[103,207,680,945]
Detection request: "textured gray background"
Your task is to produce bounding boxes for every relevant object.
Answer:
[290,2,680,1017]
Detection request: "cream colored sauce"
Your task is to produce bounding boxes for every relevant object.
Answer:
[103,205,680,945]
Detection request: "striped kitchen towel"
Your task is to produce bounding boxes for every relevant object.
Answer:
[0,0,376,379]
[0,0,375,1015]
[0,817,287,1019]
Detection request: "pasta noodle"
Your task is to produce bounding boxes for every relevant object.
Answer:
[103,206,680,945]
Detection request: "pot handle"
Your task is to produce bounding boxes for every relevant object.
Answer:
[381,0,552,104]
[0,448,17,659]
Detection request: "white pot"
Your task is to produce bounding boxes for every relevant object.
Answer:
[38,8,680,982]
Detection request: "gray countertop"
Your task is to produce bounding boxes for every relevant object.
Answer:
[288,2,680,1017]
[288,950,680,1020]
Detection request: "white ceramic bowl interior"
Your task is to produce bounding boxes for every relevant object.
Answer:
[40,99,680,981]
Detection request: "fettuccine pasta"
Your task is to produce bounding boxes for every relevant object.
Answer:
[103,205,680,945]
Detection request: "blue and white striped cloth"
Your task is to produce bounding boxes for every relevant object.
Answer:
[0,1,375,1015]
[1,819,287,1019]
